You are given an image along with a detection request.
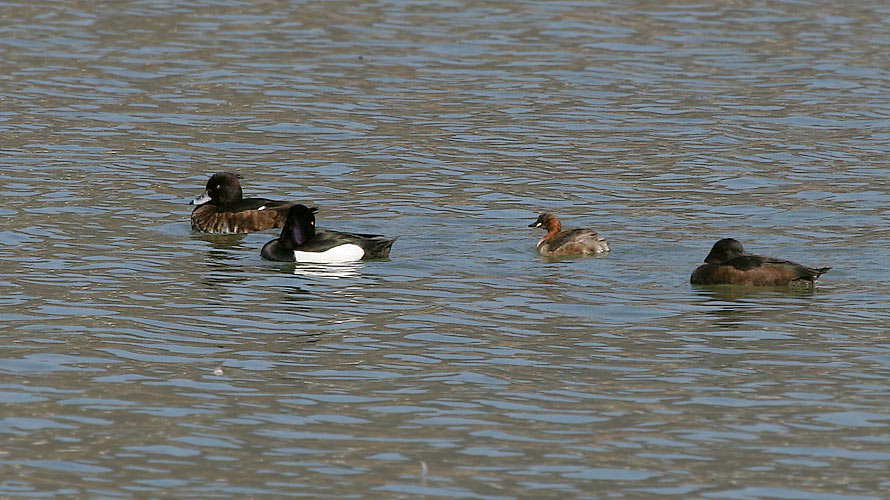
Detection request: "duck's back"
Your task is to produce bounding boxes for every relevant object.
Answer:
[191,199,299,233]
[539,228,609,256]
[691,254,830,286]
[301,229,396,259]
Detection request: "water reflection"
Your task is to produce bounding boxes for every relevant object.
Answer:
[197,233,250,251]
[692,284,818,302]
[291,262,364,280]
[690,284,821,329]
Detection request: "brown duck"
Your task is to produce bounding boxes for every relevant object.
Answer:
[691,238,830,286]
[529,212,610,257]
[190,172,301,234]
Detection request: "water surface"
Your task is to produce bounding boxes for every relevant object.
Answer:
[2,0,890,498]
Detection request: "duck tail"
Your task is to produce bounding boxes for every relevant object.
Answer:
[813,267,831,279]
[367,236,398,259]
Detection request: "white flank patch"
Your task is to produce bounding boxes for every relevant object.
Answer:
[257,205,266,210]
[294,244,365,264]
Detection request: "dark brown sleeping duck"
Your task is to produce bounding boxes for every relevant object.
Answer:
[190,172,301,234]
[529,212,610,257]
[690,238,830,286]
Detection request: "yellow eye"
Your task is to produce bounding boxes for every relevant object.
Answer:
[216,185,220,189]
[310,221,315,225]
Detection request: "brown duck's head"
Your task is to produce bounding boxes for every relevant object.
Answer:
[191,172,244,206]
[704,238,746,264]
[529,212,560,231]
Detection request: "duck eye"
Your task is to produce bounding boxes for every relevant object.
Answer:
[215,184,220,189]
[310,221,315,225]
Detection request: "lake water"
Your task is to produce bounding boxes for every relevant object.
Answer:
[2,0,890,498]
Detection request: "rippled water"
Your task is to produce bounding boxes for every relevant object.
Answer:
[3,0,890,498]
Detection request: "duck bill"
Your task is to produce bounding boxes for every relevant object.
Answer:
[190,191,211,205]
[528,222,540,228]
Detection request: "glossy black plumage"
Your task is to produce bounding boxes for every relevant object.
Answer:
[261,205,397,263]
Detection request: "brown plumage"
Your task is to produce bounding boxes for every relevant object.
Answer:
[189,173,301,234]
[690,238,831,286]
[528,212,610,257]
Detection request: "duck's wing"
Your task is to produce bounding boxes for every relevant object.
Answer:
[725,254,769,271]
[218,198,299,213]
[193,200,304,233]
[728,254,829,280]
[296,229,387,252]
[294,229,396,260]
[549,228,606,248]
